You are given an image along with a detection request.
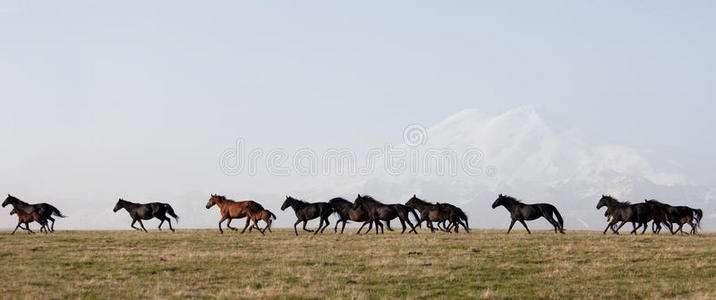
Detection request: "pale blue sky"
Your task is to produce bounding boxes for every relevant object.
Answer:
[0,1,715,228]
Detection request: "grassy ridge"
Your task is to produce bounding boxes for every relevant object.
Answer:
[0,229,714,299]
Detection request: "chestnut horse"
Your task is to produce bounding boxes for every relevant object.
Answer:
[205,194,264,234]
[10,207,49,234]
[248,209,277,233]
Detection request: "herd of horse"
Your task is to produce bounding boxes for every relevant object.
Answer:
[1,193,705,236]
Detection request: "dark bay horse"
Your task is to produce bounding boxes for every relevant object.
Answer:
[353,195,418,234]
[405,195,469,233]
[10,207,48,234]
[644,199,701,235]
[205,194,264,234]
[328,197,374,234]
[113,199,179,232]
[281,196,333,236]
[596,195,651,234]
[3,195,65,232]
[436,202,470,233]
[491,194,564,234]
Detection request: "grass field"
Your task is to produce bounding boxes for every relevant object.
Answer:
[0,228,714,299]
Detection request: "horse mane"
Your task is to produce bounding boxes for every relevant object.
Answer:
[409,196,433,206]
[287,196,308,204]
[602,195,630,206]
[358,195,383,204]
[7,195,28,205]
[500,194,523,205]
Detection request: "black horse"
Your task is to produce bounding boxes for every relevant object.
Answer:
[405,195,469,233]
[2,194,65,232]
[596,195,652,235]
[643,199,672,234]
[644,199,701,235]
[113,199,179,232]
[353,195,418,234]
[281,196,333,236]
[491,194,564,234]
[328,197,375,234]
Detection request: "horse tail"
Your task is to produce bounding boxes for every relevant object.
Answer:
[553,206,564,231]
[48,204,66,218]
[164,203,179,223]
[693,209,703,229]
[268,210,277,220]
[458,209,469,231]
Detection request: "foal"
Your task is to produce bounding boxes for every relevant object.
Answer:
[10,207,48,234]
[248,209,277,233]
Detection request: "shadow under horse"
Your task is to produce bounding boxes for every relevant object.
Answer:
[113,198,179,232]
[492,194,564,234]
[281,196,333,236]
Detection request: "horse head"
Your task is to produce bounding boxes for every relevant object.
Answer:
[113,199,126,212]
[205,194,223,209]
[281,196,294,211]
[597,195,614,209]
[491,194,508,209]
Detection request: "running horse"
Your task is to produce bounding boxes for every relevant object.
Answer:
[113,199,179,232]
[491,194,565,234]
[205,194,264,234]
[10,207,49,234]
[2,195,65,232]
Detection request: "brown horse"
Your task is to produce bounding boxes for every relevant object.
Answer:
[10,207,48,234]
[205,194,264,234]
[248,209,277,233]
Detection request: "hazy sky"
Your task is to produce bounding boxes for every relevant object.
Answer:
[1,1,714,229]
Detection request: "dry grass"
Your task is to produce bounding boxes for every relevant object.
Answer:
[0,228,714,299]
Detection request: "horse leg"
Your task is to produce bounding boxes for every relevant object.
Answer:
[614,221,629,235]
[225,218,238,231]
[518,220,531,234]
[385,220,394,232]
[340,220,347,234]
[157,218,165,231]
[240,217,251,233]
[25,222,34,234]
[398,218,407,234]
[137,220,148,232]
[302,220,313,232]
[321,217,330,234]
[48,216,55,232]
[406,219,418,234]
[293,220,301,236]
[641,222,648,234]
[356,222,367,234]
[217,216,227,234]
[507,219,516,234]
[167,218,175,232]
[334,218,341,233]
[543,215,559,233]
[314,218,323,235]
[131,219,140,231]
[11,222,23,235]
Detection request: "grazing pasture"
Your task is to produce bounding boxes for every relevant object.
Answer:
[0,229,713,299]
